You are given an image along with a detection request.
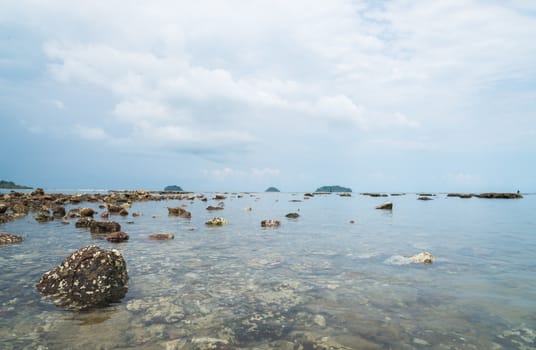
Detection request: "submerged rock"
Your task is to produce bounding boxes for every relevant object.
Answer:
[105,231,129,243]
[0,232,23,245]
[205,217,228,226]
[36,245,128,309]
[476,192,523,199]
[90,221,121,234]
[75,217,94,228]
[418,196,433,201]
[148,233,174,240]
[52,205,66,218]
[285,212,300,218]
[118,208,129,216]
[206,205,224,211]
[261,219,281,227]
[409,252,435,264]
[375,202,393,210]
[167,206,191,218]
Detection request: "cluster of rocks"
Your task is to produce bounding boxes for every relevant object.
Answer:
[448,192,523,199]
[205,217,228,226]
[0,232,23,245]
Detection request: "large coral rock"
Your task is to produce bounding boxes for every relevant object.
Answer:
[0,232,23,245]
[36,245,128,309]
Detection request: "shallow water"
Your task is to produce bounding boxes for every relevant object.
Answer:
[1,192,535,349]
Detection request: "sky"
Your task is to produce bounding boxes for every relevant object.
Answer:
[1,0,535,192]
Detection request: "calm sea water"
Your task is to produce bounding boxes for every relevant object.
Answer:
[1,192,535,349]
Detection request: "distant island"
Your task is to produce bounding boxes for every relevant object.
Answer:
[0,180,32,189]
[315,185,352,193]
[164,185,183,191]
[265,187,280,192]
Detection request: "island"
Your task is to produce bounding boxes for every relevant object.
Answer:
[0,180,32,189]
[164,185,183,192]
[315,185,352,193]
[265,187,280,192]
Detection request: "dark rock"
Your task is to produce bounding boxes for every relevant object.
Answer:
[119,208,129,216]
[265,187,280,192]
[476,192,523,199]
[375,202,393,210]
[285,213,300,218]
[75,217,94,228]
[315,185,352,193]
[52,205,66,218]
[34,210,53,223]
[418,193,435,197]
[261,220,281,227]
[107,204,122,213]
[105,231,129,243]
[338,193,351,197]
[0,203,7,214]
[31,188,45,196]
[447,193,473,198]
[206,205,224,211]
[132,212,142,217]
[167,207,191,218]
[0,232,23,245]
[11,202,29,214]
[164,185,183,192]
[214,194,227,200]
[90,221,121,234]
[362,193,388,197]
[36,245,128,309]
[148,233,174,240]
[418,196,433,201]
[80,207,95,217]
[304,193,314,197]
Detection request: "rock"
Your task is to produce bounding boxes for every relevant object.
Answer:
[105,231,129,243]
[261,220,281,227]
[0,203,8,214]
[11,202,29,214]
[244,207,252,211]
[205,217,228,226]
[132,212,142,217]
[362,193,388,197]
[118,208,129,216]
[167,207,191,218]
[476,192,523,199]
[31,188,45,196]
[206,205,224,211]
[107,204,122,213]
[214,194,227,200]
[304,193,314,197]
[52,205,66,218]
[75,217,94,228]
[148,233,174,240]
[418,196,433,200]
[36,245,128,309]
[375,202,393,210]
[313,314,326,327]
[447,193,473,198]
[285,212,300,218]
[409,252,435,264]
[34,210,53,223]
[80,208,95,217]
[90,221,121,234]
[0,232,23,245]
[100,212,109,218]
[339,192,351,197]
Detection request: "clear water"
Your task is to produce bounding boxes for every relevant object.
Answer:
[1,192,535,349]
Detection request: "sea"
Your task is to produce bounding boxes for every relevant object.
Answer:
[0,190,535,349]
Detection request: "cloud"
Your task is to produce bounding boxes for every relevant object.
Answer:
[73,124,109,141]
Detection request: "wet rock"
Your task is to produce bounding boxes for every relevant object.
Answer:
[11,202,29,214]
[339,193,352,197]
[118,208,129,216]
[90,221,121,234]
[206,205,224,211]
[313,314,326,327]
[75,217,94,228]
[107,204,122,214]
[80,208,95,217]
[34,210,53,223]
[447,193,473,198]
[0,203,8,214]
[205,217,228,226]
[231,311,291,342]
[31,188,45,196]
[132,212,142,217]
[418,196,433,201]
[52,205,66,218]
[285,212,300,218]
[167,207,191,218]
[214,194,227,200]
[148,233,174,240]
[126,296,184,324]
[100,212,109,219]
[105,231,129,243]
[375,202,393,210]
[261,219,281,227]
[36,245,128,309]
[0,232,23,245]
[409,252,435,264]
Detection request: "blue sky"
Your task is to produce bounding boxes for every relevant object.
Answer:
[1,1,535,192]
